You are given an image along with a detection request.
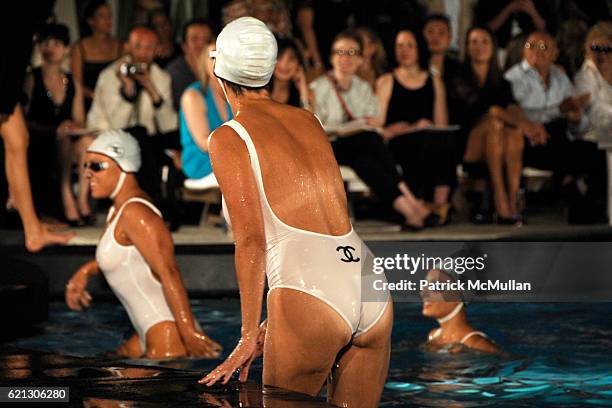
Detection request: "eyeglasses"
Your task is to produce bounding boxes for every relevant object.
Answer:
[332,48,361,57]
[590,44,612,54]
[84,161,110,172]
[524,41,550,51]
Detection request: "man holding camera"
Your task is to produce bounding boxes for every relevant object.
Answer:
[87,25,177,136]
[87,25,178,203]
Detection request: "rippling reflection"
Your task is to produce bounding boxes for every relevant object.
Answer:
[2,301,612,406]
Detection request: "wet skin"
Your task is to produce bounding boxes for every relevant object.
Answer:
[199,57,393,407]
[66,153,221,359]
[421,270,499,354]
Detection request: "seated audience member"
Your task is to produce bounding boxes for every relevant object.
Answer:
[356,27,387,89]
[456,26,544,224]
[423,13,463,154]
[166,19,214,111]
[423,1,474,56]
[270,37,312,109]
[87,25,178,201]
[311,30,435,229]
[377,29,453,223]
[575,22,612,141]
[423,14,462,92]
[24,24,93,226]
[180,45,232,182]
[71,0,122,113]
[505,31,607,223]
[148,9,182,68]
[66,130,222,359]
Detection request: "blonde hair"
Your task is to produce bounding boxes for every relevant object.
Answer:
[585,21,612,59]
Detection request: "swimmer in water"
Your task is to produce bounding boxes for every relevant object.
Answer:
[65,130,222,359]
[198,17,392,408]
[422,269,499,354]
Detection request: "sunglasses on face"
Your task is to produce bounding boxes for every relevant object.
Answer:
[84,161,110,172]
[332,48,361,57]
[590,44,612,54]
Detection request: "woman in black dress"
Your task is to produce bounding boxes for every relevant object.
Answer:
[25,24,91,225]
[455,26,545,223]
[377,28,452,222]
[70,0,122,113]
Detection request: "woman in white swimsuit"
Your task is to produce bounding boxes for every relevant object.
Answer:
[65,130,221,359]
[198,17,392,408]
[422,269,499,354]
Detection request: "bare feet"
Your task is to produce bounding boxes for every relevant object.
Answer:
[25,224,75,253]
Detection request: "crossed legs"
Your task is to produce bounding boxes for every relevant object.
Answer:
[464,115,524,219]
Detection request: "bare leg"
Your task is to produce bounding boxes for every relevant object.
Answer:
[75,135,94,217]
[56,134,80,221]
[484,117,512,218]
[116,333,144,358]
[145,321,188,359]
[503,128,524,215]
[393,196,425,228]
[463,120,488,164]
[328,303,393,408]
[264,288,352,396]
[433,185,450,205]
[398,182,430,219]
[0,106,74,252]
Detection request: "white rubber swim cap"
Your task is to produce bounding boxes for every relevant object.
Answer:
[87,129,141,173]
[211,17,277,87]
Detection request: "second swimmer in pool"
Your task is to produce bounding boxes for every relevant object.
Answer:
[65,130,222,359]
[422,269,499,354]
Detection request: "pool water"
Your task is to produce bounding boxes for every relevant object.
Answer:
[5,301,612,407]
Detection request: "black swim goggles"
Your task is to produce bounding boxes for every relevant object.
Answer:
[84,161,110,172]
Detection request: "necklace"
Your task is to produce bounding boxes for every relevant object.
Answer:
[45,73,69,116]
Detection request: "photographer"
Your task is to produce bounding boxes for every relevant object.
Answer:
[86,25,178,202]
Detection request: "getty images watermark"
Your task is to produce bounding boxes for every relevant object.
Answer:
[370,253,532,293]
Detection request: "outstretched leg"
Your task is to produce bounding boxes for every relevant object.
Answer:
[328,302,393,408]
[0,106,74,251]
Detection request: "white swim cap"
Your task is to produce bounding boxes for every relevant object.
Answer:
[211,17,277,87]
[87,129,141,173]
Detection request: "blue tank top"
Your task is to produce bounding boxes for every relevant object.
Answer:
[179,82,232,179]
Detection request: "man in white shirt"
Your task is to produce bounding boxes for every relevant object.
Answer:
[87,25,178,202]
[87,26,177,136]
[505,31,606,223]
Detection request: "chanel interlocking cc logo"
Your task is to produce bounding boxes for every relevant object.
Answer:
[109,144,124,158]
[336,246,360,263]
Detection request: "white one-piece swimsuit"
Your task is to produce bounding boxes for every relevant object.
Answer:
[96,197,176,352]
[221,120,390,337]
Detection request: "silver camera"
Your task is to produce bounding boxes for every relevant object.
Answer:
[119,62,148,76]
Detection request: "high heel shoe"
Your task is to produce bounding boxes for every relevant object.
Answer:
[424,203,449,226]
[423,212,441,228]
[80,214,96,226]
[65,217,85,227]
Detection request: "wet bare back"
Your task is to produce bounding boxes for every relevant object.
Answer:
[231,100,351,236]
